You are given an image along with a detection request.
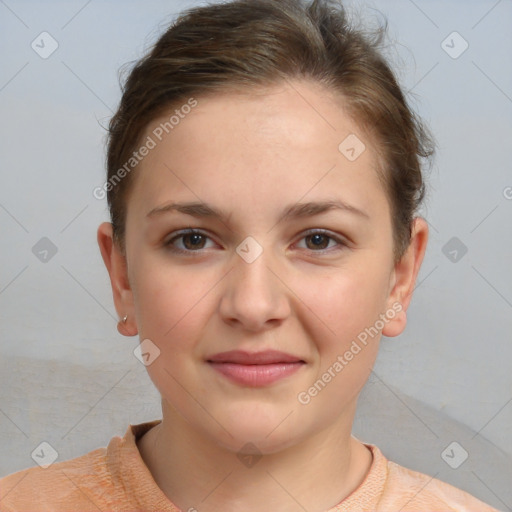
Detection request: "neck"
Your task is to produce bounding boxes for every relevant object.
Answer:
[137,400,372,512]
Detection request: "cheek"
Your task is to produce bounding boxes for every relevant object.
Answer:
[131,258,215,401]
[131,253,213,348]
[295,263,389,348]
[287,267,387,422]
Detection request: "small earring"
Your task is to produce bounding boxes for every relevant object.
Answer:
[122,315,128,323]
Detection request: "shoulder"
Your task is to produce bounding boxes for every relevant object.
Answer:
[377,447,500,511]
[0,421,162,512]
[0,446,112,512]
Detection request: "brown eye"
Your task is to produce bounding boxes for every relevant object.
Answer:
[181,233,207,250]
[296,230,346,253]
[165,229,215,254]
[304,233,330,250]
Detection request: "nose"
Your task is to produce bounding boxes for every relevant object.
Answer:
[218,245,291,332]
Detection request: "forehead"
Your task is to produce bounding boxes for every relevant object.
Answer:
[128,80,388,224]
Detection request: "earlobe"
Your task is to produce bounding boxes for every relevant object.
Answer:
[117,314,138,337]
[97,222,138,337]
[381,217,429,338]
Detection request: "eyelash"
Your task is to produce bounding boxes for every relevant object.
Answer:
[163,228,348,256]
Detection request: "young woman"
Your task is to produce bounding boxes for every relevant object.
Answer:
[0,0,499,510]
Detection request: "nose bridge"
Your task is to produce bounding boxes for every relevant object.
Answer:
[233,238,278,300]
[219,236,289,328]
[235,244,273,290]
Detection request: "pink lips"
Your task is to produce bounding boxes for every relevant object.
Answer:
[207,350,305,387]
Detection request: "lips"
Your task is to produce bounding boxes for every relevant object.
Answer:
[208,350,304,365]
[207,350,305,387]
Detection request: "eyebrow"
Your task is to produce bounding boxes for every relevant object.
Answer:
[146,199,370,222]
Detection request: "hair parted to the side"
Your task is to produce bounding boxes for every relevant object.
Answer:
[106,0,435,263]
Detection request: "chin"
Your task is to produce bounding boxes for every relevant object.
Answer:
[205,404,307,454]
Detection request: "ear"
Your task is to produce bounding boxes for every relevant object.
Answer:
[97,222,138,337]
[382,217,429,338]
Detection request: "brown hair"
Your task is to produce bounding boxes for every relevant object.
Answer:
[106,0,434,262]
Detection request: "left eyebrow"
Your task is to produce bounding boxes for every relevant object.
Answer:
[146,199,370,222]
[278,200,370,222]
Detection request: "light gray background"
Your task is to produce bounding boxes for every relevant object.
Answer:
[1,0,511,510]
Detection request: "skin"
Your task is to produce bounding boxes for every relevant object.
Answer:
[98,79,428,512]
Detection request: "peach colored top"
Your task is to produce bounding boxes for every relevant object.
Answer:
[0,420,499,512]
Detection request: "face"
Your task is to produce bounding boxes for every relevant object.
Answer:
[105,80,419,453]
